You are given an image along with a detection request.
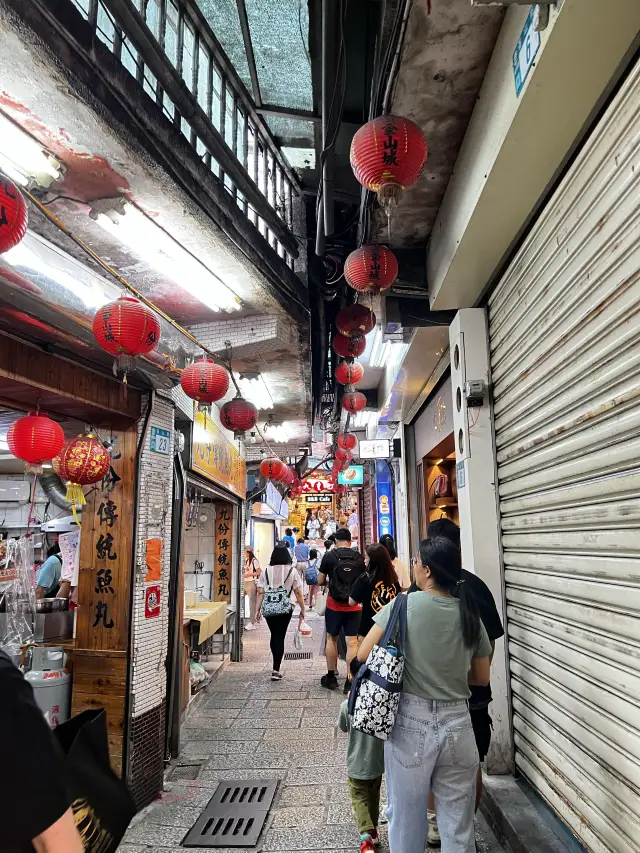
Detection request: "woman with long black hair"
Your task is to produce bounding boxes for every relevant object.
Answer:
[355,536,491,853]
[256,545,306,680]
[349,543,400,639]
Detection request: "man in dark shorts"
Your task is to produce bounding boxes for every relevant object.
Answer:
[318,527,366,693]
[410,518,504,847]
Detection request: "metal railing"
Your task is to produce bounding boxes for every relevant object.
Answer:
[70,0,299,267]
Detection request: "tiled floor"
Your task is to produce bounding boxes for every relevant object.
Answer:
[119,608,504,852]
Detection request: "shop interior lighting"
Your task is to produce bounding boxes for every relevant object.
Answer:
[3,240,107,309]
[352,409,379,430]
[92,203,242,314]
[0,112,62,188]
[265,422,293,443]
[238,373,274,410]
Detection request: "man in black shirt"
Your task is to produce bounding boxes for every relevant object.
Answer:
[410,518,504,847]
[0,650,83,853]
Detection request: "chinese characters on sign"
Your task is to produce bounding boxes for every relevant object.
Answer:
[192,411,247,498]
[145,585,161,618]
[214,502,233,603]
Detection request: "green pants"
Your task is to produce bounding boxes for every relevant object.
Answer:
[348,775,382,834]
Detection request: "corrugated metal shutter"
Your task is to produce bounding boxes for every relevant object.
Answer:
[488,58,640,853]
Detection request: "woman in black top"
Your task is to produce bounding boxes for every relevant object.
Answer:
[349,543,400,639]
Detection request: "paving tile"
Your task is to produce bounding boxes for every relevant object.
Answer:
[204,754,291,770]
[137,803,202,828]
[327,802,355,826]
[270,806,325,828]
[275,785,329,807]
[191,707,241,720]
[121,822,187,846]
[287,767,350,786]
[183,739,262,755]
[231,716,302,729]
[184,726,266,741]
[197,768,288,783]
[238,704,303,719]
[300,716,338,728]
[261,729,338,744]
[262,826,359,850]
[159,785,218,808]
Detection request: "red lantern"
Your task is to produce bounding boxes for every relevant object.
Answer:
[181,359,229,406]
[7,412,65,474]
[337,433,357,451]
[335,361,364,386]
[344,245,398,293]
[337,456,351,472]
[333,332,366,359]
[281,466,295,487]
[350,115,428,213]
[335,448,352,465]
[220,395,258,438]
[93,296,161,377]
[341,391,367,414]
[260,457,286,480]
[335,305,376,337]
[53,434,111,506]
[0,179,28,254]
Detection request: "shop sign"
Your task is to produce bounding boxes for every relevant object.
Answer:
[305,495,332,504]
[145,584,161,618]
[359,438,391,460]
[214,502,233,603]
[377,481,394,539]
[513,5,540,96]
[302,476,334,493]
[192,410,247,498]
[338,465,364,486]
[264,481,288,518]
[150,426,171,454]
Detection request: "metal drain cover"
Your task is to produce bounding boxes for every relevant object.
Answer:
[182,779,278,847]
[170,762,203,781]
[283,651,312,661]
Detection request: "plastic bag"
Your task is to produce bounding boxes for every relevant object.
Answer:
[315,587,327,617]
[293,629,303,651]
[299,620,312,637]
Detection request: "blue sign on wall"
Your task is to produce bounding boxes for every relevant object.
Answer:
[376,480,394,540]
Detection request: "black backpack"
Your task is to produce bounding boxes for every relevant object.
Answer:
[328,548,362,603]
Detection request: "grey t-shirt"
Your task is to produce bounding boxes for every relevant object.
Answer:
[373,591,492,701]
[338,700,385,780]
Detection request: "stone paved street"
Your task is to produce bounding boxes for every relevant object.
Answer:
[119,609,504,853]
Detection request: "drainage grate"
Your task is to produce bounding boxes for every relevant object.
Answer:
[283,651,312,661]
[169,761,203,781]
[182,779,278,848]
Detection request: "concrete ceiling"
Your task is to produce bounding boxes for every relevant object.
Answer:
[371,0,504,249]
[0,5,312,449]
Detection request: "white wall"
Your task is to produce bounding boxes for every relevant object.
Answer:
[413,376,454,462]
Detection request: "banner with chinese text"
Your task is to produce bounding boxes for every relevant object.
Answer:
[192,411,247,499]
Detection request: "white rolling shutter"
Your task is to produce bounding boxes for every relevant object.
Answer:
[488,57,640,853]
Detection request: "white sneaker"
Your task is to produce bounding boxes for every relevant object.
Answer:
[270,670,284,681]
[427,811,441,848]
[379,805,388,825]
[244,623,256,631]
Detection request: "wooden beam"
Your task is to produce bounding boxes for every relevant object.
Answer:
[257,104,320,123]
[235,0,262,107]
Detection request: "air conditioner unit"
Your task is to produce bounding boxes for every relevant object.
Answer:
[0,480,31,503]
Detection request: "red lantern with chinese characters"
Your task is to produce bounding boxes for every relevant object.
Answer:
[332,332,366,359]
[337,432,357,452]
[335,361,364,387]
[335,304,376,337]
[0,178,28,254]
[337,456,351,472]
[7,412,65,474]
[341,390,367,414]
[344,245,398,294]
[260,457,287,481]
[350,115,428,214]
[181,359,229,406]
[53,433,111,506]
[335,448,352,465]
[281,466,296,486]
[93,296,161,378]
[220,396,258,438]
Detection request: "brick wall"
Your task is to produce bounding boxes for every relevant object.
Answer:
[128,394,175,807]
[189,314,294,358]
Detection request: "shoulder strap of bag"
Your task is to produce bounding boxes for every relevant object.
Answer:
[283,567,294,588]
[265,568,270,589]
[380,593,407,651]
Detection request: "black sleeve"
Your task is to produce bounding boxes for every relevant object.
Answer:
[0,653,70,847]
[320,551,337,577]
[349,574,369,604]
[464,571,505,641]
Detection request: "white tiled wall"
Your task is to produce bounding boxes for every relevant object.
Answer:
[183,507,216,600]
[130,395,175,719]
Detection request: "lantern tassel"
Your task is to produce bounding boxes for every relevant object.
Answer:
[25,463,44,476]
[65,482,86,507]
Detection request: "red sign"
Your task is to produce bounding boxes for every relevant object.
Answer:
[302,477,335,494]
[145,584,161,618]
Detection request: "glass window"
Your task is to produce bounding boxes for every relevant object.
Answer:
[211,64,222,129]
[182,21,196,89]
[257,139,266,196]
[224,85,235,151]
[164,1,179,68]
[236,108,246,165]
[72,0,90,17]
[197,43,210,113]
[181,117,191,140]
[121,37,140,79]
[143,69,157,100]
[267,152,275,209]
[146,0,161,38]
[211,157,221,179]
[247,123,257,184]
[96,4,117,50]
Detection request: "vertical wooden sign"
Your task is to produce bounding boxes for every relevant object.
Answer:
[213,501,233,603]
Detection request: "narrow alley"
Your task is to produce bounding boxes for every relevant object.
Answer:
[119,611,504,853]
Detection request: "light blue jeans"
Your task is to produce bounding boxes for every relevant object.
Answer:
[385,693,478,853]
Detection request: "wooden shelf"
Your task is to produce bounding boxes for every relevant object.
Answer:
[429,498,458,508]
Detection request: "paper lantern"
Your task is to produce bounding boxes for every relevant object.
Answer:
[93,296,161,377]
[181,359,229,405]
[350,115,427,213]
[53,434,111,506]
[344,245,398,293]
[260,457,287,481]
[335,448,352,465]
[0,178,28,254]
[7,412,65,474]
[332,332,366,359]
[281,466,295,486]
[335,361,364,386]
[337,433,357,451]
[341,391,367,414]
[337,457,351,472]
[220,395,258,438]
[335,305,376,337]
